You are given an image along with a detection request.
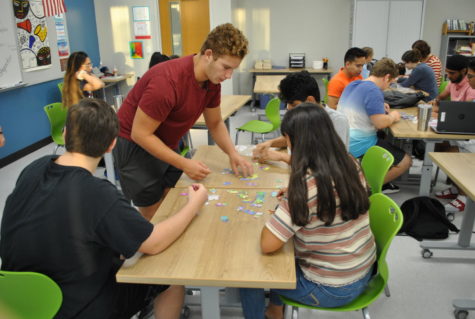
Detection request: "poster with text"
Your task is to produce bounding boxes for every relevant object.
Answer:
[13,0,52,70]
[54,13,69,71]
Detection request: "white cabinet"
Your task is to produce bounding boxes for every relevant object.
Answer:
[352,0,425,62]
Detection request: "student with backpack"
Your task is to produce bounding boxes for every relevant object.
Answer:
[239,104,376,319]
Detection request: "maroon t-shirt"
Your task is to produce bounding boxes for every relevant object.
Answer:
[117,55,221,149]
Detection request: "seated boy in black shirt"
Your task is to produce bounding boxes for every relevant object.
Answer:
[0,98,208,319]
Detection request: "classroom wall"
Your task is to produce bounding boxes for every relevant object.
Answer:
[0,0,100,160]
[422,0,475,59]
[93,0,161,83]
[232,0,353,95]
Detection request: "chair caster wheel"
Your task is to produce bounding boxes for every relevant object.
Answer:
[454,309,469,319]
[447,212,455,221]
[181,305,191,318]
[422,248,433,259]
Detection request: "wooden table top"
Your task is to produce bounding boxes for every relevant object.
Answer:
[253,75,286,94]
[250,68,333,74]
[390,107,475,140]
[175,145,290,189]
[116,187,296,288]
[429,153,475,201]
[194,95,251,127]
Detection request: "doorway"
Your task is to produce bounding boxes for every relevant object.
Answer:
[159,0,210,57]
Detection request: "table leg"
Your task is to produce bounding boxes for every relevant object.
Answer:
[419,141,435,196]
[251,73,257,112]
[200,286,221,319]
[420,198,475,252]
[104,153,116,185]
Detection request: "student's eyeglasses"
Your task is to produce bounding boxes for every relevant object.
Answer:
[467,73,475,79]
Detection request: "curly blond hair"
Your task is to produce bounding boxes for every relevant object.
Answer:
[200,23,248,59]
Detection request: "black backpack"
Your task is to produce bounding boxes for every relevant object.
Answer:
[383,90,426,109]
[399,196,459,241]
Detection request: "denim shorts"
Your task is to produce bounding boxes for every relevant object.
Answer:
[239,264,374,319]
[270,264,374,308]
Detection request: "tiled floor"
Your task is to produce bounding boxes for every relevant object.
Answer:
[1,104,474,319]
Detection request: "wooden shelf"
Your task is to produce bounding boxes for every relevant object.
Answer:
[442,21,473,35]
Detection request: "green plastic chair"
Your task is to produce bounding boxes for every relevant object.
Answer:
[361,145,394,194]
[0,270,63,319]
[322,77,329,105]
[43,102,68,154]
[57,82,64,96]
[235,98,281,144]
[438,79,448,95]
[281,193,404,319]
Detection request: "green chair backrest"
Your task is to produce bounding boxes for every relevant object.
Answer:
[57,82,64,96]
[361,145,394,194]
[0,270,63,319]
[368,193,404,286]
[322,77,329,104]
[438,80,448,95]
[43,103,67,146]
[264,98,282,131]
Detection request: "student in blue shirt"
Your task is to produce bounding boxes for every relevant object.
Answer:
[398,49,438,102]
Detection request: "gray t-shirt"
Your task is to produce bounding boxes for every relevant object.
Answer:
[324,105,350,150]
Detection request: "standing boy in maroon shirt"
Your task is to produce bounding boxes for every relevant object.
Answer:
[114,23,253,220]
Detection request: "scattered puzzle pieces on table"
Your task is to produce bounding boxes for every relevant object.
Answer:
[223,182,232,186]
[180,192,188,196]
[216,202,228,207]
[271,191,278,197]
[208,195,219,201]
[220,216,229,222]
[210,188,217,193]
[255,191,266,204]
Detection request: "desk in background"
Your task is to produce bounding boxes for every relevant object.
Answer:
[389,107,475,196]
[419,153,475,317]
[100,73,134,105]
[175,145,289,189]
[249,68,333,109]
[192,95,251,146]
[117,190,295,318]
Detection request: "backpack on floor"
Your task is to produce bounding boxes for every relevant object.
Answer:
[398,196,459,241]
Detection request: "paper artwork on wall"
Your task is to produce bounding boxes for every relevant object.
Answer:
[129,41,144,59]
[13,0,52,70]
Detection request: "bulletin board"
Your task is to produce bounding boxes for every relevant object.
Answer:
[0,0,68,90]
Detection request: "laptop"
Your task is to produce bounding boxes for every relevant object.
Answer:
[431,101,475,135]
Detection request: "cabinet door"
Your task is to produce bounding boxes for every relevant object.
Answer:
[352,0,390,60]
[353,0,424,60]
[386,0,424,61]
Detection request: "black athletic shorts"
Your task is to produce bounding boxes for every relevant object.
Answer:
[113,137,183,207]
[375,138,406,166]
[109,283,169,319]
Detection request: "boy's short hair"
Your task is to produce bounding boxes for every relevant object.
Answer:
[278,71,321,104]
[200,23,248,59]
[370,58,399,79]
[65,99,119,158]
[469,59,475,71]
[401,49,422,63]
[344,47,366,63]
[362,47,374,58]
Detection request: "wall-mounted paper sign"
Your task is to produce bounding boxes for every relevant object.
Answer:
[132,6,150,21]
[134,21,151,39]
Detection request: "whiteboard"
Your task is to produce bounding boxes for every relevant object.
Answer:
[0,2,23,89]
[0,1,65,89]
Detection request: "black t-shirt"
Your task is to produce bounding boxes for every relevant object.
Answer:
[0,156,154,318]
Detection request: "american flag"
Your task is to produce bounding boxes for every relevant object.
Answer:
[42,0,67,17]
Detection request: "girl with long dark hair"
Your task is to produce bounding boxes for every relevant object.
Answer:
[62,51,104,108]
[240,104,376,319]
